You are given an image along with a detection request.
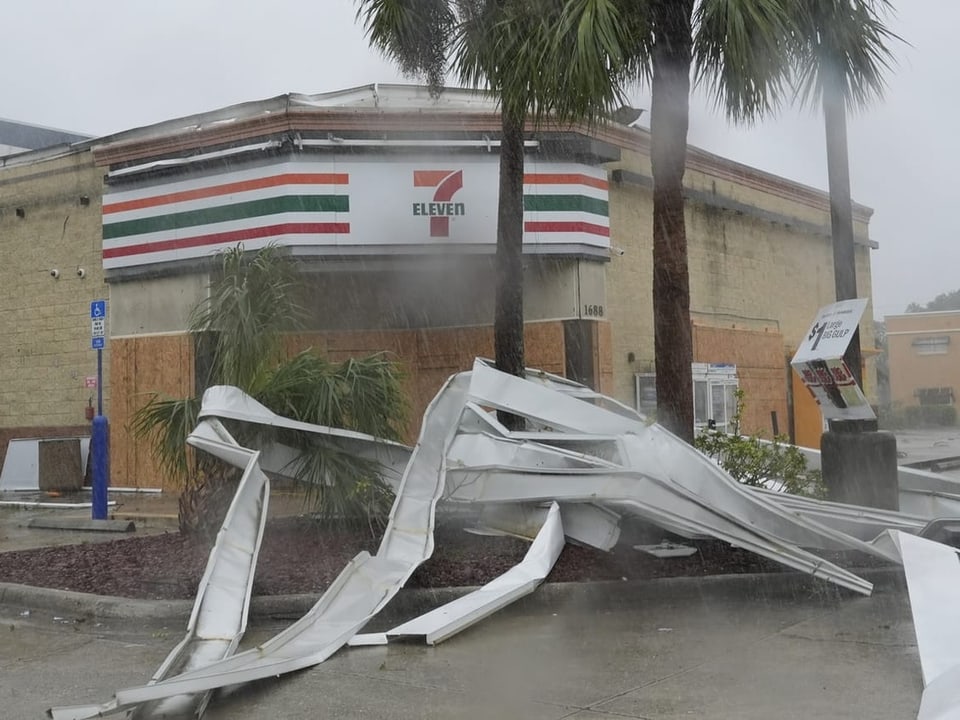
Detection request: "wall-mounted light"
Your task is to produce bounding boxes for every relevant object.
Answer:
[76,267,86,278]
[50,269,60,279]
[79,195,90,207]
[15,207,25,218]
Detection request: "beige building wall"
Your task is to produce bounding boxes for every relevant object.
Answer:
[0,150,108,465]
[886,310,960,407]
[605,146,877,435]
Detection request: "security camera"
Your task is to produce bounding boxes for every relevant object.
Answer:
[77,267,86,278]
[50,269,60,279]
[612,247,626,256]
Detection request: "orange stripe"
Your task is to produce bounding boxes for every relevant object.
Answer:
[523,173,608,190]
[103,173,349,214]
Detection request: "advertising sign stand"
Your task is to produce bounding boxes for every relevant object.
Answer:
[90,300,110,521]
[792,299,898,509]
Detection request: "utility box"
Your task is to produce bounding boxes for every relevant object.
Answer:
[38,439,84,492]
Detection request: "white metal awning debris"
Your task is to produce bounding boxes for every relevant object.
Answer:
[48,359,960,719]
[354,500,565,647]
[883,531,960,720]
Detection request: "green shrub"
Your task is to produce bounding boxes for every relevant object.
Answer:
[694,389,826,499]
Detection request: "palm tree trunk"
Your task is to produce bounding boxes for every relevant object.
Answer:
[823,75,863,388]
[495,108,526,429]
[649,0,695,443]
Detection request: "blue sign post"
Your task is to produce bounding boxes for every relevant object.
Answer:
[90,300,109,521]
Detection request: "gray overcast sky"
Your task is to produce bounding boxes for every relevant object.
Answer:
[4,1,953,320]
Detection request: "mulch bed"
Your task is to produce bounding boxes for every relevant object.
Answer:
[0,515,888,601]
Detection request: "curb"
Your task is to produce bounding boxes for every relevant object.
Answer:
[0,567,905,625]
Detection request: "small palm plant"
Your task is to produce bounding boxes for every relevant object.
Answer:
[132,244,407,539]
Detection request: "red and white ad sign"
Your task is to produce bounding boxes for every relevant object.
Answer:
[84,376,98,388]
[791,299,875,421]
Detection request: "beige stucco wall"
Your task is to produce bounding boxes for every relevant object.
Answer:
[110,274,210,336]
[605,149,877,410]
[0,150,110,430]
[886,311,960,407]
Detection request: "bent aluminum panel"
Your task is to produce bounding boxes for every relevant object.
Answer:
[621,431,899,562]
[199,385,412,473]
[51,420,272,720]
[446,464,872,595]
[770,440,960,523]
[917,663,960,720]
[887,531,960,720]
[386,502,564,645]
[104,375,469,709]
[468,364,892,564]
[752,487,927,540]
[476,502,621,551]
[468,360,641,436]
[892,531,960,687]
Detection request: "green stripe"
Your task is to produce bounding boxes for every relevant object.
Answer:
[523,194,608,216]
[103,195,350,239]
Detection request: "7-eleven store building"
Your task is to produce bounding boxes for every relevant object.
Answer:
[91,85,876,488]
[101,87,615,487]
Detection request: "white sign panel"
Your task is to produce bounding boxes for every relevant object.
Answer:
[791,299,874,421]
[102,157,610,270]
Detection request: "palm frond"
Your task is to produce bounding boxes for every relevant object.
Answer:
[452,0,648,127]
[789,0,903,112]
[130,394,201,488]
[255,350,407,440]
[356,0,455,92]
[190,244,305,391]
[694,0,796,123]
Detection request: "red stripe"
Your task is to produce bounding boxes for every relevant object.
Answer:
[413,170,454,187]
[103,173,350,214]
[103,222,348,259]
[433,170,463,202]
[523,173,608,190]
[524,221,610,237]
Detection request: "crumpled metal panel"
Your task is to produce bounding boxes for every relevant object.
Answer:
[200,385,413,486]
[462,362,891,574]
[473,502,621,551]
[384,501,565,645]
[751,487,928,541]
[50,419,271,720]
[53,360,960,718]
[884,531,960,720]
[105,374,468,709]
[770,439,960,522]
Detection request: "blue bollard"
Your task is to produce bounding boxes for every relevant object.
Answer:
[91,415,110,520]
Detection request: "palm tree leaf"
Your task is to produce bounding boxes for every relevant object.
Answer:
[694,0,795,123]
[190,243,306,391]
[788,0,903,112]
[130,395,201,487]
[356,0,455,92]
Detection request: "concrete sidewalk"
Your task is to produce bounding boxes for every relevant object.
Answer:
[1,571,922,720]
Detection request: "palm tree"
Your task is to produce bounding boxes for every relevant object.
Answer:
[357,0,641,427]
[648,0,897,441]
[642,0,803,443]
[357,1,798,442]
[132,245,407,538]
[789,0,900,390]
[358,2,897,446]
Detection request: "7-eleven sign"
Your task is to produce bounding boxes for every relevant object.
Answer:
[412,170,465,237]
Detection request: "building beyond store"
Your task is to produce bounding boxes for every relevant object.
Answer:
[886,310,960,415]
[0,85,880,489]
